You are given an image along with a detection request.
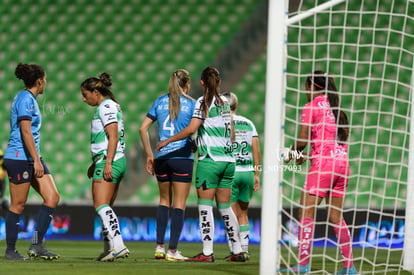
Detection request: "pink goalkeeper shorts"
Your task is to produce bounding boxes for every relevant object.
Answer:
[303,158,350,198]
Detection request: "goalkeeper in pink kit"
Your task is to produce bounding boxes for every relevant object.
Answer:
[280,71,357,274]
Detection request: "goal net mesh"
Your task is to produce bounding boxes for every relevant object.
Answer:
[280,0,414,273]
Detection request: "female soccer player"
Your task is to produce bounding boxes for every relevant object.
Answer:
[81,72,129,262]
[222,91,260,258]
[3,63,60,261]
[139,69,195,261]
[280,71,357,274]
[157,66,245,262]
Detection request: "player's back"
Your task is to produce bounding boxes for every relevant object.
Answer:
[303,95,347,160]
[193,95,234,162]
[232,114,257,171]
[151,94,195,158]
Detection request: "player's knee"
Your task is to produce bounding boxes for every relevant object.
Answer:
[172,205,186,211]
[44,193,60,208]
[159,199,171,207]
[10,201,26,214]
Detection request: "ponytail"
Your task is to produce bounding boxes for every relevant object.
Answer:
[168,69,191,121]
[97,72,118,103]
[326,89,349,143]
[200,66,224,117]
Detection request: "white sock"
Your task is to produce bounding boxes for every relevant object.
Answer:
[198,204,214,256]
[102,226,112,251]
[240,227,250,252]
[219,207,242,254]
[97,205,125,250]
[227,238,233,253]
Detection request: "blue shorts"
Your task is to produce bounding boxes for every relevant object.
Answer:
[3,158,51,184]
[154,158,193,183]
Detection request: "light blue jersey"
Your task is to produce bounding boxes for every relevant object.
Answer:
[147,93,195,159]
[5,90,42,160]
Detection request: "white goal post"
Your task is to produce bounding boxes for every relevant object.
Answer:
[260,0,414,274]
[404,60,414,271]
[259,0,286,274]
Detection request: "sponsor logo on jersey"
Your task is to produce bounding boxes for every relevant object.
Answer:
[318,101,330,109]
[26,104,34,112]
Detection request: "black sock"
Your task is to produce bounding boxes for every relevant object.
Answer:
[156,205,169,245]
[6,211,20,251]
[169,208,184,251]
[32,205,54,245]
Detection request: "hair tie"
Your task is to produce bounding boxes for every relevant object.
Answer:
[95,80,103,88]
[308,76,326,90]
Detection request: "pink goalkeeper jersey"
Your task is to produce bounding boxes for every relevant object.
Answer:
[301,95,347,160]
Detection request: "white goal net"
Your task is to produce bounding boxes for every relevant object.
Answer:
[269,0,414,274]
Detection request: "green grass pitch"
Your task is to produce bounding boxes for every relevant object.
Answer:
[0,241,411,274]
[0,241,259,275]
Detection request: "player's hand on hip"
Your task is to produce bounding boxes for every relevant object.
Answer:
[156,139,169,153]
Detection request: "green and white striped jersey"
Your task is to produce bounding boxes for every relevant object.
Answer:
[193,95,234,162]
[232,114,258,172]
[90,98,125,161]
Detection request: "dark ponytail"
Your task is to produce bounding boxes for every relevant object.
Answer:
[306,70,349,142]
[200,66,224,117]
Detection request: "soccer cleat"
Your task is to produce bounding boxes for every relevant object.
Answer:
[278,263,310,273]
[96,249,111,261]
[185,252,215,262]
[224,252,247,262]
[27,243,60,260]
[154,245,166,259]
[96,238,111,261]
[99,246,129,262]
[98,250,115,262]
[165,250,188,261]
[335,265,358,275]
[113,246,129,259]
[5,249,31,261]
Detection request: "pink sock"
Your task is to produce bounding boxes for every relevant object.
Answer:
[298,217,314,266]
[333,220,354,268]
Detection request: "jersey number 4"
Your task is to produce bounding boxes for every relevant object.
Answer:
[163,115,175,136]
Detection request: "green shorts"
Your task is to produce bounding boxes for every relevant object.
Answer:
[195,157,235,189]
[231,171,254,203]
[93,156,126,184]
